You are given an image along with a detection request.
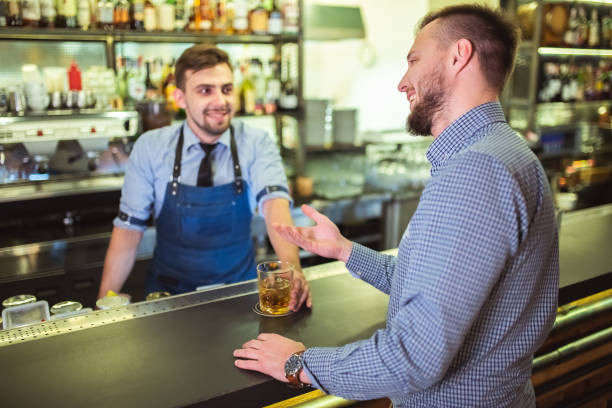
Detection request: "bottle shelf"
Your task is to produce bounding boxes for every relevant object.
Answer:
[0,27,299,44]
[539,47,612,57]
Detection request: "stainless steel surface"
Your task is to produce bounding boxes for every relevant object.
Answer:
[0,260,349,347]
[303,5,365,40]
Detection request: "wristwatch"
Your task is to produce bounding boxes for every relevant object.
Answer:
[284,351,306,388]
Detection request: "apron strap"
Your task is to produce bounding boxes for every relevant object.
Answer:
[171,124,244,196]
[229,125,244,195]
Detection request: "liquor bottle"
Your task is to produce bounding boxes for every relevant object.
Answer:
[65,0,77,27]
[113,0,130,29]
[251,58,265,115]
[602,10,612,48]
[249,0,268,34]
[77,0,90,29]
[278,52,298,109]
[144,61,160,100]
[588,8,600,48]
[225,0,234,33]
[97,0,113,29]
[21,0,41,27]
[577,7,589,47]
[268,0,281,35]
[240,64,256,115]
[159,0,175,31]
[564,7,578,47]
[0,1,7,27]
[199,0,212,31]
[131,0,144,29]
[189,0,201,30]
[264,58,280,113]
[127,58,146,104]
[115,57,128,104]
[174,0,185,30]
[281,0,298,34]
[162,61,178,111]
[6,0,21,25]
[143,0,157,31]
[232,0,248,33]
[213,0,227,33]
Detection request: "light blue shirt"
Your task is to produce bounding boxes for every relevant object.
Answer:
[114,120,291,231]
[303,102,559,407]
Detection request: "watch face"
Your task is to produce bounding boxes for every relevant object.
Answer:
[285,354,302,376]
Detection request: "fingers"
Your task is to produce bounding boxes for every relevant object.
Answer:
[301,204,330,226]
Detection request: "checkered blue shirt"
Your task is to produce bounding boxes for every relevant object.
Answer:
[303,102,559,407]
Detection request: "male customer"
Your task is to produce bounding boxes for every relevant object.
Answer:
[99,44,311,311]
[233,5,558,406]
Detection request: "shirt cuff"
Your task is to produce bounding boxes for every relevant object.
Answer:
[303,347,337,394]
[345,242,371,279]
[113,216,147,232]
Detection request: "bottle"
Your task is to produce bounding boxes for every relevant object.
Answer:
[267,0,281,35]
[577,7,589,47]
[21,0,41,27]
[251,58,265,115]
[199,0,212,31]
[113,0,130,29]
[174,0,185,30]
[602,10,612,48]
[281,0,298,34]
[564,7,578,47]
[240,63,256,115]
[279,52,298,109]
[60,0,77,27]
[115,57,128,104]
[131,0,144,29]
[189,0,201,30]
[144,61,160,100]
[249,0,268,34]
[225,0,234,33]
[0,1,7,27]
[162,61,178,111]
[158,0,175,31]
[127,58,146,104]
[97,0,113,29]
[232,0,248,33]
[67,60,83,91]
[213,0,227,33]
[143,0,157,31]
[7,0,22,26]
[588,8,600,48]
[77,0,90,29]
[264,58,280,113]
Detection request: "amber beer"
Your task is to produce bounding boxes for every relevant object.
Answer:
[257,261,294,315]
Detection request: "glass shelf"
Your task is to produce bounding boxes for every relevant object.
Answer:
[538,47,612,57]
[0,27,299,44]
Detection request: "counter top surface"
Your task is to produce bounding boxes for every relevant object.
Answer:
[0,266,388,407]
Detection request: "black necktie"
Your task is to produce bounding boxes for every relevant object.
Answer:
[197,143,218,187]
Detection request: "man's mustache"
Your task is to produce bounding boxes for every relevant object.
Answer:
[203,105,232,114]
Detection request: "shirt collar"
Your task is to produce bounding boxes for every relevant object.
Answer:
[426,101,506,170]
[182,121,231,151]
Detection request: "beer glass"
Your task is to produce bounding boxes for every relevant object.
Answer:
[257,261,294,315]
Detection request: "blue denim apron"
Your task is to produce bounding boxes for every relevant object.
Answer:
[146,125,255,294]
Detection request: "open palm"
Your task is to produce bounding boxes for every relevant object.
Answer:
[272,205,352,262]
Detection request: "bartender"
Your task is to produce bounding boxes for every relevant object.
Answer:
[98,44,311,311]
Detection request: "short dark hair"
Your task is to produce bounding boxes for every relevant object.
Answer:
[175,44,233,90]
[419,4,520,92]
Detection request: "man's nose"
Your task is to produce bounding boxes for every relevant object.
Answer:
[397,71,410,93]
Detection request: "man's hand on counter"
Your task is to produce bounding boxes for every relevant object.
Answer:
[290,271,312,311]
[273,205,354,264]
[233,333,310,385]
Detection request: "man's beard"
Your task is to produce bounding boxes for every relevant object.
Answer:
[406,69,446,136]
[192,105,233,136]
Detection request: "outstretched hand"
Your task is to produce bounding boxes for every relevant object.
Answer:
[273,205,353,263]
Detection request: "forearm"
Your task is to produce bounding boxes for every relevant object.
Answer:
[98,226,143,299]
[262,198,301,270]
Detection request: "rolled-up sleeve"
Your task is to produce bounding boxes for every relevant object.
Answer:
[113,135,156,231]
[245,129,292,211]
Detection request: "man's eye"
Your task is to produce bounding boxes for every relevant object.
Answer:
[223,86,233,95]
[200,88,212,94]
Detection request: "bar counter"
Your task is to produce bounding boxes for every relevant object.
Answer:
[0,261,389,407]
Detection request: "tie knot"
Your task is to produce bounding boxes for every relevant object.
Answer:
[200,143,218,154]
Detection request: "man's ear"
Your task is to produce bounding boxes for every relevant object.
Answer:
[450,38,473,75]
[173,87,186,109]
